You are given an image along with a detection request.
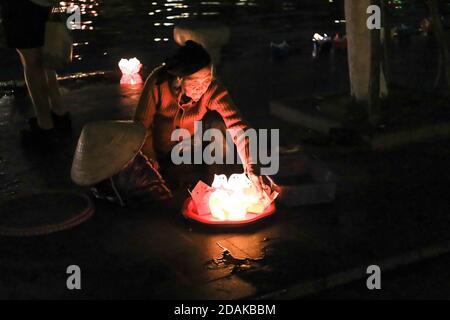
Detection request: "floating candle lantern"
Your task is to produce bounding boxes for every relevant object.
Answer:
[118,57,142,75]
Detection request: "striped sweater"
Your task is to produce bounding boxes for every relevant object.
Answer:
[134,65,258,174]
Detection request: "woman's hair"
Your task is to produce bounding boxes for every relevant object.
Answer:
[164,40,212,77]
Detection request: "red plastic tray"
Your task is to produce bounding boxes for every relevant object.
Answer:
[182,198,277,226]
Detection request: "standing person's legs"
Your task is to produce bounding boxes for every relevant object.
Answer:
[17,48,54,130]
[45,69,66,116]
[1,0,59,135]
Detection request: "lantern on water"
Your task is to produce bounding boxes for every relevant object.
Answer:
[119,58,143,85]
[120,73,143,85]
[118,58,142,75]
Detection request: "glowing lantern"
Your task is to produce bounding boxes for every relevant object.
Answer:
[185,173,279,225]
[313,33,324,41]
[120,73,143,86]
[118,57,142,75]
[118,58,143,86]
[209,189,232,221]
[208,174,260,221]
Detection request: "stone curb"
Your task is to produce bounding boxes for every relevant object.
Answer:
[249,240,450,299]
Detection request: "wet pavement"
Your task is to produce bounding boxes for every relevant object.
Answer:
[0,0,450,299]
[0,68,449,299]
[311,252,450,300]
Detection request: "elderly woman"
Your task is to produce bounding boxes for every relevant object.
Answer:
[134,40,265,194]
[71,41,265,207]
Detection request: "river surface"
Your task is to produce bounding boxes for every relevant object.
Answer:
[1,0,349,80]
[0,0,444,84]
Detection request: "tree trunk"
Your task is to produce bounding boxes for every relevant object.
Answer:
[381,0,392,88]
[427,0,450,90]
[345,0,388,106]
[369,0,382,124]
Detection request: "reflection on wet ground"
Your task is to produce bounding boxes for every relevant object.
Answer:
[205,241,264,274]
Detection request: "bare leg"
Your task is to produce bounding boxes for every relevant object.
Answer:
[17,48,54,130]
[46,69,65,116]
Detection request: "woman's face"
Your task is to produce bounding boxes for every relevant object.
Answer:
[180,65,213,102]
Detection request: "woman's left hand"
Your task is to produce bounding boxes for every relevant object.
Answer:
[248,172,270,202]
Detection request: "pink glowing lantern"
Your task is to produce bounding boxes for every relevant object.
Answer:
[118,57,142,75]
[119,58,143,86]
[120,73,143,85]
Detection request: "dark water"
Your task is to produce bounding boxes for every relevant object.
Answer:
[0,0,347,81]
[0,0,443,84]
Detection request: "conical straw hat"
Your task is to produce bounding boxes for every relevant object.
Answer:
[71,121,146,186]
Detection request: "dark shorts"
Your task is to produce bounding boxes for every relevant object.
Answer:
[0,0,51,49]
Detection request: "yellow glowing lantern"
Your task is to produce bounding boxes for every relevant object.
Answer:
[209,189,231,221]
[208,173,262,221]
[184,173,279,225]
